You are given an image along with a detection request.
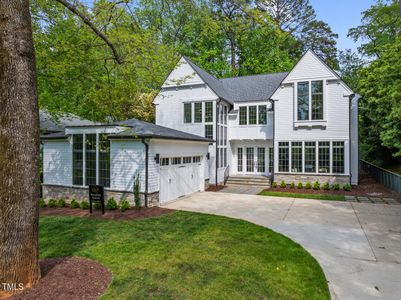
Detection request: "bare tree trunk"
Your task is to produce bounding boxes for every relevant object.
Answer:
[0,0,41,298]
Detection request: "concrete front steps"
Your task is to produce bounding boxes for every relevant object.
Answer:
[226,175,271,187]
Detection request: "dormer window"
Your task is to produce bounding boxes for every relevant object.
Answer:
[297,80,324,121]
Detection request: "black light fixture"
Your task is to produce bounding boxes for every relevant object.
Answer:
[154,153,160,164]
[206,152,210,160]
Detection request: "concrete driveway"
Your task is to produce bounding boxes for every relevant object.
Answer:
[164,192,401,300]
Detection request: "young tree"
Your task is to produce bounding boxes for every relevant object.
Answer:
[0,1,41,297]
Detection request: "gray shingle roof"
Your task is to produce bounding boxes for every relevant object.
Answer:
[184,56,288,103]
[110,118,213,142]
[40,110,96,133]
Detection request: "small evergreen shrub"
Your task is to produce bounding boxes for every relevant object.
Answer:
[133,172,141,209]
[70,199,79,209]
[120,199,130,212]
[343,183,351,192]
[39,198,46,208]
[80,201,89,210]
[290,182,295,189]
[305,182,312,189]
[93,202,102,210]
[48,199,57,208]
[272,182,278,188]
[57,199,66,207]
[313,181,320,190]
[323,182,330,191]
[332,183,340,191]
[106,197,118,210]
[280,181,286,188]
[297,182,303,189]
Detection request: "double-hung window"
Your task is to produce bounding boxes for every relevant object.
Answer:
[248,106,257,124]
[318,141,330,173]
[239,107,247,125]
[258,105,267,124]
[205,102,213,122]
[291,142,302,173]
[332,142,344,173]
[184,103,192,123]
[297,80,324,121]
[194,102,202,123]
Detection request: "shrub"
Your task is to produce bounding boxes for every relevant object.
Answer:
[297,182,303,189]
[332,183,340,191]
[120,199,130,212]
[70,199,79,209]
[48,199,57,208]
[106,197,118,210]
[290,182,295,189]
[343,183,352,192]
[57,199,66,207]
[313,181,320,190]
[323,182,330,190]
[272,182,278,188]
[305,182,312,189]
[80,201,89,210]
[39,198,46,208]
[280,181,286,188]
[133,172,141,209]
[93,202,102,210]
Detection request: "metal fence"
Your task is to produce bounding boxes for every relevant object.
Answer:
[360,160,401,193]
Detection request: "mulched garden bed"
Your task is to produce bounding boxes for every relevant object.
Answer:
[265,170,401,199]
[10,257,112,300]
[206,185,226,192]
[40,206,174,220]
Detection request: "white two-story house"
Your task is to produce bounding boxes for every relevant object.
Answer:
[154,50,360,187]
[41,50,359,207]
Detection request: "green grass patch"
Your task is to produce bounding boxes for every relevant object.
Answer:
[259,191,345,201]
[39,212,329,299]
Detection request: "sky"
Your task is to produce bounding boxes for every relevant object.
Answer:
[310,0,376,52]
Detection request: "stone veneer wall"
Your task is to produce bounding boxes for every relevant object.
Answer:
[42,185,159,207]
[274,174,350,185]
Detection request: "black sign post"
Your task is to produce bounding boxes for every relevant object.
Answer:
[89,185,105,214]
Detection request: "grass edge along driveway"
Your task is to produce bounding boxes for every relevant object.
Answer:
[40,211,330,299]
[259,190,345,201]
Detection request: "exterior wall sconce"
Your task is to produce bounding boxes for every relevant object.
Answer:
[154,153,160,164]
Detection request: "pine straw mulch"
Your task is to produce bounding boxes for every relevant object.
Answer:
[40,206,175,220]
[9,257,112,300]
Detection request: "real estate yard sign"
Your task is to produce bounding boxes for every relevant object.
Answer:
[89,185,105,214]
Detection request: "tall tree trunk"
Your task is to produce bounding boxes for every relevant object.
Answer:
[0,1,41,298]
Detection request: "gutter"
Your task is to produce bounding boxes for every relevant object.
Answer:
[141,138,149,207]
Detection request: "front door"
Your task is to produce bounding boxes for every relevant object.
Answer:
[238,147,267,174]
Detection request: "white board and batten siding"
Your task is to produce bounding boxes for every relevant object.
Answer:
[43,140,72,186]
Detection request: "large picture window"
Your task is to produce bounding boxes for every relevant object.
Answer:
[291,142,302,173]
[304,142,316,173]
[85,134,97,186]
[297,82,309,120]
[312,81,324,120]
[332,141,344,173]
[99,134,110,187]
[184,103,192,123]
[194,102,202,123]
[72,134,83,185]
[318,141,330,173]
[278,142,289,172]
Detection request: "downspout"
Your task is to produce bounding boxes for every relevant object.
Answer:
[215,99,222,185]
[141,138,149,207]
[268,99,276,184]
[348,93,361,185]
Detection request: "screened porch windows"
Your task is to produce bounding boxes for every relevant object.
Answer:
[72,133,111,187]
[278,141,345,174]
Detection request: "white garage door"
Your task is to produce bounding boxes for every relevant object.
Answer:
[160,156,202,204]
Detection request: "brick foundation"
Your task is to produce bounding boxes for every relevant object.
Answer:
[42,185,159,207]
[274,174,350,185]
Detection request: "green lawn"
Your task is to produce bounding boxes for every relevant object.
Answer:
[40,212,329,299]
[259,190,345,201]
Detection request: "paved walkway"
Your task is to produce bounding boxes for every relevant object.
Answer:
[217,184,266,194]
[165,192,401,300]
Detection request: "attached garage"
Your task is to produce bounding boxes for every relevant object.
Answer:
[159,156,203,204]
[41,118,212,207]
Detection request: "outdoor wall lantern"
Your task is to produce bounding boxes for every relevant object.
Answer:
[154,153,160,164]
[206,153,210,160]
